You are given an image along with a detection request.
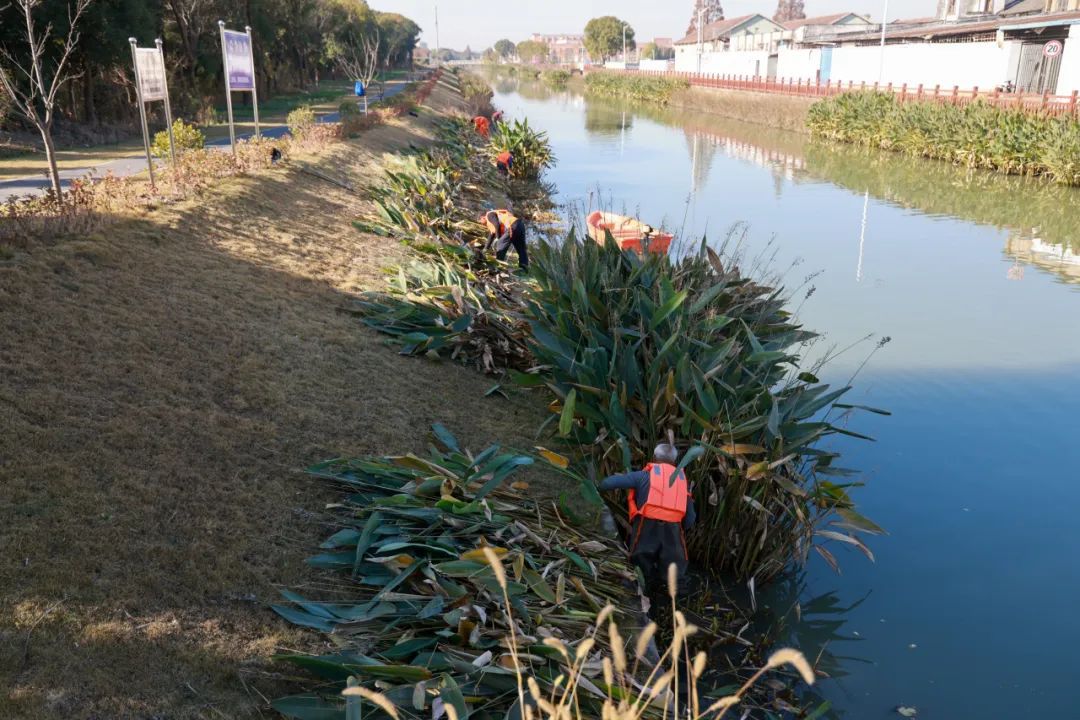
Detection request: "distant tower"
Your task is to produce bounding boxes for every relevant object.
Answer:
[686,0,725,36]
[773,0,807,22]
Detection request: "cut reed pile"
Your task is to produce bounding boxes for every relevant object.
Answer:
[271,426,821,719]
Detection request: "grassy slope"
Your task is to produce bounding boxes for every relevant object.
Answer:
[0,77,549,719]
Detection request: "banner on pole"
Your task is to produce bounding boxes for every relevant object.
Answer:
[134,47,167,102]
[223,30,255,90]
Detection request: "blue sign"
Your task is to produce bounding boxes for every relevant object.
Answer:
[354,81,365,97]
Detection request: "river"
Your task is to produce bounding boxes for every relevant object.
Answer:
[492,77,1080,718]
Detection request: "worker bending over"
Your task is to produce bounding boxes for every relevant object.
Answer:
[496,150,514,177]
[599,443,696,592]
[472,115,490,139]
[480,209,528,271]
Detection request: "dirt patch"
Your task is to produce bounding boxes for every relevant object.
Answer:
[0,78,548,719]
[670,86,817,134]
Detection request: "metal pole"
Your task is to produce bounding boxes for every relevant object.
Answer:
[434,2,440,67]
[219,21,236,155]
[129,38,155,188]
[878,0,889,83]
[246,25,260,138]
[156,38,177,167]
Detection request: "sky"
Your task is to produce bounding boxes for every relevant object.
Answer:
[372,0,937,50]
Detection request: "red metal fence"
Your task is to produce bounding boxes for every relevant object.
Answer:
[603,68,1080,116]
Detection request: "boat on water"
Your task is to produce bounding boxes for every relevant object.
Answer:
[585,211,673,254]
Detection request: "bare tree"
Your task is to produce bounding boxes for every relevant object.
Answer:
[0,0,93,200]
[336,31,380,98]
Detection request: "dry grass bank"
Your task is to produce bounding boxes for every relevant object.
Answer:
[0,77,549,719]
[670,86,817,134]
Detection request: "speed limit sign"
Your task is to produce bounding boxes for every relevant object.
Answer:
[1044,40,1063,58]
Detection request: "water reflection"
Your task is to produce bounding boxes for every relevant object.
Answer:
[584,103,633,139]
[580,91,1080,287]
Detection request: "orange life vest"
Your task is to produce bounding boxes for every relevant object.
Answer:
[496,151,512,165]
[628,463,689,523]
[482,209,518,236]
[473,116,490,137]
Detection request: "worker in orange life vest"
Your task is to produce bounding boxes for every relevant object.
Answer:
[472,115,490,139]
[480,209,528,270]
[599,443,696,591]
[495,150,513,177]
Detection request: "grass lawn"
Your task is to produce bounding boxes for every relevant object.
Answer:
[0,77,552,719]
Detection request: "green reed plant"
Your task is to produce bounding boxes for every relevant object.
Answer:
[490,117,555,180]
[808,91,1080,184]
[584,72,690,105]
[521,233,885,582]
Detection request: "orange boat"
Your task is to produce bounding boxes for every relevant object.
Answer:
[586,211,673,254]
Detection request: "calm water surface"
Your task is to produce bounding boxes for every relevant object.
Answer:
[493,80,1080,718]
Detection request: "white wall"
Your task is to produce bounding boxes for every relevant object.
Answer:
[693,50,772,77]
[776,48,821,82]
[1057,25,1080,95]
[639,58,674,72]
[829,41,1014,90]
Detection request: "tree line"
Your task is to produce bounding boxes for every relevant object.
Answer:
[0,0,420,131]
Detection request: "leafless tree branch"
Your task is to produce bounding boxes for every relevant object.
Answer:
[336,30,380,91]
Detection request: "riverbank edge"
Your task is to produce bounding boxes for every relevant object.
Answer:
[668,86,816,134]
[581,71,816,134]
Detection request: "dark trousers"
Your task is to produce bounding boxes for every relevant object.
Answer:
[629,517,689,593]
[497,160,511,176]
[495,219,528,269]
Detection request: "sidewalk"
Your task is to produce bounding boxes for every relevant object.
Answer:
[0,80,410,202]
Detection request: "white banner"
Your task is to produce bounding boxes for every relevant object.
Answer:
[135,47,167,102]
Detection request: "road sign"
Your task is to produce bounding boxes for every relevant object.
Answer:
[129,38,177,184]
[1044,40,1063,58]
[218,22,261,152]
[134,47,167,102]
[223,30,255,90]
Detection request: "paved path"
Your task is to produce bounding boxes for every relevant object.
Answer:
[0,80,410,202]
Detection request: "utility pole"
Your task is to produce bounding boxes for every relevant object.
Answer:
[697,6,705,73]
[878,0,889,82]
[434,2,441,66]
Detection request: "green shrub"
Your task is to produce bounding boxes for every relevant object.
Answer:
[807,91,1080,185]
[584,72,690,105]
[150,119,205,159]
[286,105,317,137]
[541,69,571,88]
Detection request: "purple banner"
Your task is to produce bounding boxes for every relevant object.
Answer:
[223,30,254,90]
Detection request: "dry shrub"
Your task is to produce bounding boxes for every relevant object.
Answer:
[1,181,102,243]
[2,132,337,242]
